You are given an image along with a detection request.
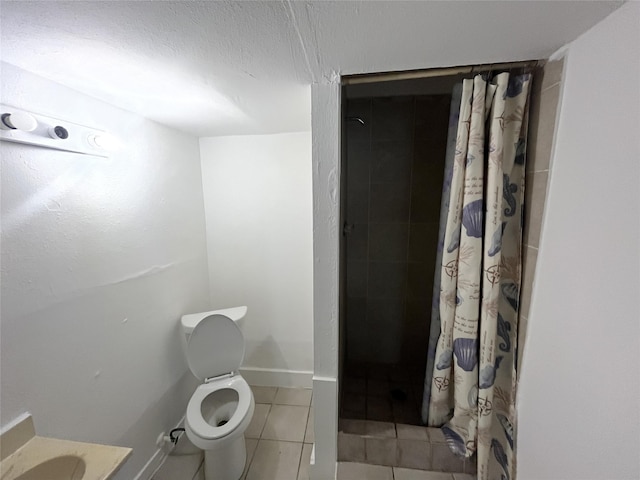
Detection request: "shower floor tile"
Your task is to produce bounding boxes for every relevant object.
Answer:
[341,361,425,425]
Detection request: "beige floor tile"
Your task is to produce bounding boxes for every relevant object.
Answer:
[274,387,313,406]
[240,438,259,480]
[337,462,393,480]
[431,444,465,473]
[338,433,365,462]
[246,437,259,460]
[304,408,314,443]
[366,420,396,438]
[246,403,271,439]
[340,418,367,435]
[394,467,454,480]
[452,474,476,480]
[262,405,309,442]
[251,386,278,404]
[426,427,447,444]
[365,437,397,466]
[297,443,313,480]
[193,464,205,480]
[397,439,431,470]
[246,439,302,480]
[396,424,429,440]
[153,453,203,480]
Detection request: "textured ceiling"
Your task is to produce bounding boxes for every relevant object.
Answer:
[0,1,623,136]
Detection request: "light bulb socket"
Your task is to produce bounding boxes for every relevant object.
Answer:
[87,134,102,148]
[1,113,15,129]
[1,112,38,132]
[48,125,69,140]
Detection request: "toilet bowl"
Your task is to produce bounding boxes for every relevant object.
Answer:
[181,308,255,480]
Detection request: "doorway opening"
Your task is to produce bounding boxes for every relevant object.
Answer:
[341,85,453,425]
[336,61,543,474]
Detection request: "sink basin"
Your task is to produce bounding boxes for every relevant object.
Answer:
[13,455,86,480]
[0,414,131,480]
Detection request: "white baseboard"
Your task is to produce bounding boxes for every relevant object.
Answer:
[134,416,186,480]
[309,376,337,480]
[133,447,166,480]
[240,367,313,388]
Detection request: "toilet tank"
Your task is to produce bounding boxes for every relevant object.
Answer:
[181,306,248,342]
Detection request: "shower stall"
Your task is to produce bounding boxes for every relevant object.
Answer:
[340,81,453,425]
[336,62,559,475]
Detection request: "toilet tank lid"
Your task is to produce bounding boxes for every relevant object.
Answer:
[181,306,248,335]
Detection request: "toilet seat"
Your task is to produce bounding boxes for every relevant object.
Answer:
[186,374,253,441]
[185,314,245,381]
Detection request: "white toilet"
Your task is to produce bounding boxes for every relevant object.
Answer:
[181,307,255,480]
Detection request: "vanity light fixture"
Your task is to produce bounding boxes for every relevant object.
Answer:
[0,104,112,158]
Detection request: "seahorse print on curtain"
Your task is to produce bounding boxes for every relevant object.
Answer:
[424,72,531,480]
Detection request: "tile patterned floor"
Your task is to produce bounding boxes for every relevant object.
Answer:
[152,385,476,480]
[337,419,476,474]
[153,386,313,480]
[337,462,476,480]
[341,362,426,425]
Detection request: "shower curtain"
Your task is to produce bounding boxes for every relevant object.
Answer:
[422,72,531,480]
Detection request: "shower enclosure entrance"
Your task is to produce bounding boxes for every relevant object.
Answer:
[340,80,453,426]
[335,60,558,477]
[337,76,480,472]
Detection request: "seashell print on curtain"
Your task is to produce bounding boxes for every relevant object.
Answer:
[424,72,531,480]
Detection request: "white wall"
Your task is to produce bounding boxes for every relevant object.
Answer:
[0,63,211,479]
[517,3,640,479]
[199,133,314,384]
[309,80,341,480]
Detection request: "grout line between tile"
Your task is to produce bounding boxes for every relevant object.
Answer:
[191,458,204,480]
[302,407,310,443]
[257,438,311,445]
[258,404,272,439]
[295,440,305,480]
[244,439,258,479]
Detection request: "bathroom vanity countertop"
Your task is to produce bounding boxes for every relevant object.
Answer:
[0,435,132,480]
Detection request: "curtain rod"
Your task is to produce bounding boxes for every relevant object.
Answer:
[342,60,543,85]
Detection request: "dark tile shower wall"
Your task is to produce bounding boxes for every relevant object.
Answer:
[343,95,451,424]
[404,96,451,368]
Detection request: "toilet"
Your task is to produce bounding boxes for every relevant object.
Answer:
[181,307,255,480]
